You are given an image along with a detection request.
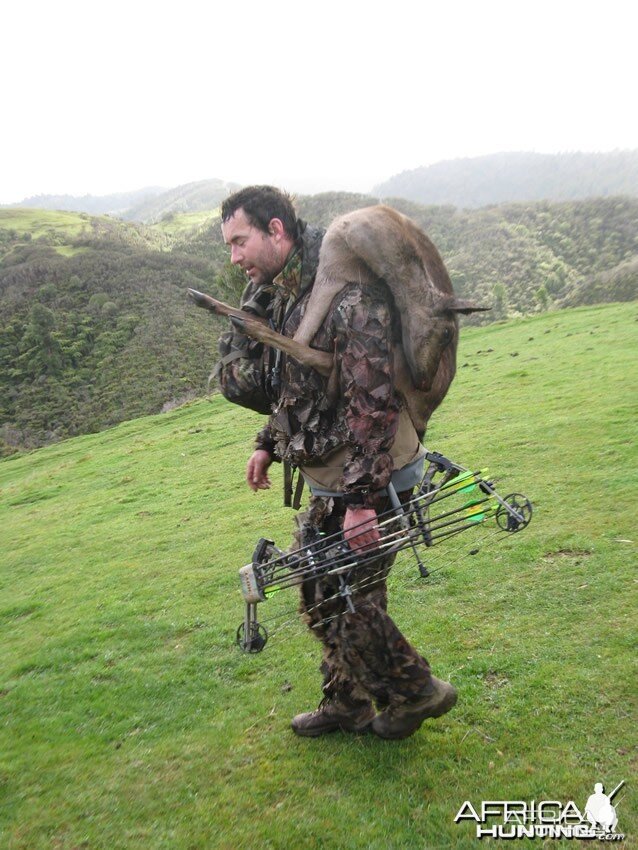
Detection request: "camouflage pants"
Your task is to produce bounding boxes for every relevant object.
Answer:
[293,494,433,710]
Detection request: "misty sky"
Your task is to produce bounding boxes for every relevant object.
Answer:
[2,0,636,204]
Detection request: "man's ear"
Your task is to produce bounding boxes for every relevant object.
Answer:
[268,217,286,240]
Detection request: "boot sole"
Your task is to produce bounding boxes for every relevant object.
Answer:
[291,715,375,738]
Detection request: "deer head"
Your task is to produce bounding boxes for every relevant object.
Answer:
[403,294,490,392]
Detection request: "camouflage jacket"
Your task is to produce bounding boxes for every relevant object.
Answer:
[218,220,403,502]
[255,256,402,503]
[215,220,323,413]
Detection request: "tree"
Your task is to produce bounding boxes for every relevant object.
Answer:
[492,282,508,319]
[535,284,549,311]
[18,304,65,377]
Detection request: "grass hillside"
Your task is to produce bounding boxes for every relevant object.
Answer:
[0,209,92,258]
[148,210,220,239]
[1,303,636,849]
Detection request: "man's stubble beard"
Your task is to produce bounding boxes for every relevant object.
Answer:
[250,237,288,286]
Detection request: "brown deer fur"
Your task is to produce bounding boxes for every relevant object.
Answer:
[189,205,487,437]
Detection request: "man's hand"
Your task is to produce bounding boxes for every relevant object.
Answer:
[343,507,380,552]
[246,449,272,492]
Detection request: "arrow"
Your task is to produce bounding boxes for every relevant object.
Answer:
[609,780,625,801]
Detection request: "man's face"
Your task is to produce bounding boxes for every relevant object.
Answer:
[221,209,287,286]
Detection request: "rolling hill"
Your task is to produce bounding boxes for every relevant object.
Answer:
[1,187,166,217]
[1,195,636,452]
[121,178,240,223]
[374,151,638,208]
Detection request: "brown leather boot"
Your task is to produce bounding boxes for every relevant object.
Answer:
[291,697,376,737]
[371,677,457,740]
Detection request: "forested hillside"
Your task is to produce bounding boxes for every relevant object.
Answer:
[0,210,226,454]
[374,151,638,208]
[9,151,638,219]
[296,194,638,317]
[1,195,636,453]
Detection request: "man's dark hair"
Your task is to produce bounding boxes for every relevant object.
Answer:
[221,185,298,238]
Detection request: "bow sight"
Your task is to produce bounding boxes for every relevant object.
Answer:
[236,450,532,652]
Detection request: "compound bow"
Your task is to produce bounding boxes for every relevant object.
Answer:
[236,449,532,652]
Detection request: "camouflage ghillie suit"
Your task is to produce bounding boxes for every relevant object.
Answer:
[218,221,433,709]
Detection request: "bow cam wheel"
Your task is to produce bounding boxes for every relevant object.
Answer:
[236,621,268,653]
[496,493,532,532]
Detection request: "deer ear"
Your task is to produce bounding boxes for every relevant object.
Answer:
[447,298,491,315]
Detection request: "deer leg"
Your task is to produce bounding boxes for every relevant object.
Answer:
[188,287,334,376]
[230,315,334,376]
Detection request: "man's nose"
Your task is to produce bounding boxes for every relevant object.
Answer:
[230,245,243,265]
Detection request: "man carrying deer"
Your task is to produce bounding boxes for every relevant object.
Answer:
[214,185,484,739]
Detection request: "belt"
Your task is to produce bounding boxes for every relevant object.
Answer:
[303,454,425,498]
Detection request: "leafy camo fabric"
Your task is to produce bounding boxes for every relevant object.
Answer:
[256,277,401,498]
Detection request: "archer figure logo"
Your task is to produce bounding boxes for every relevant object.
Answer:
[584,783,622,835]
[454,780,626,840]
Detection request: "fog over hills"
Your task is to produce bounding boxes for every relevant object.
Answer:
[120,179,241,222]
[4,151,638,219]
[3,188,166,217]
[374,151,638,208]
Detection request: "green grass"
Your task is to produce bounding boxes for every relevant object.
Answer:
[149,210,219,238]
[1,303,636,849]
[53,245,88,258]
[0,208,90,241]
